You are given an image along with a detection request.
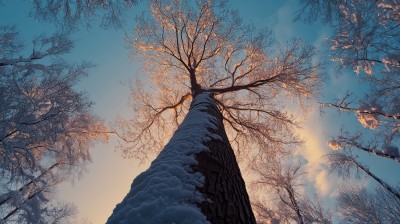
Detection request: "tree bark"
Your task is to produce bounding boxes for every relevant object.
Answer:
[189,69,201,96]
[192,92,256,224]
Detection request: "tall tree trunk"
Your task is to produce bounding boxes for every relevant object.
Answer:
[107,92,255,224]
[192,92,256,224]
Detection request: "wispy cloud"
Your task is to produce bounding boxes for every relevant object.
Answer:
[297,106,340,197]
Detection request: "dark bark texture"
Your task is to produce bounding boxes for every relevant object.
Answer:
[192,92,256,224]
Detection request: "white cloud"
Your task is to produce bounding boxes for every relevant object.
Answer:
[297,106,340,197]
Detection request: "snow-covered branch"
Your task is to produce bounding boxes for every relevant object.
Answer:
[328,134,400,163]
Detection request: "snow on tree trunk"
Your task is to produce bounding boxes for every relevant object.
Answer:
[106,92,255,224]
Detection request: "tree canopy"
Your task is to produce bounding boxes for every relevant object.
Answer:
[117,0,321,163]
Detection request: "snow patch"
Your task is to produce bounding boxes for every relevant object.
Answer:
[327,140,342,150]
[107,92,221,224]
[356,103,381,129]
[382,145,400,157]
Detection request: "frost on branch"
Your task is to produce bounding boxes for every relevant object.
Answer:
[355,103,381,129]
[0,26,108,222]
[327,140,342,150]
[326,131,400,163]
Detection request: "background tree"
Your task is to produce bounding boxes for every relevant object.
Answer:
[336,184,400,224]
[31,0,140,31]
[326,147,400,200]
[0,26,108,223]
[252,156,332,224]
[297,1,399,222]
[297,0,400,162]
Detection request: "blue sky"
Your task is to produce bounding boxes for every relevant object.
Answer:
[1,0,399,223]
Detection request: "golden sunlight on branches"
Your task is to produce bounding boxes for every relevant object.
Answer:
[117,0,322,162]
